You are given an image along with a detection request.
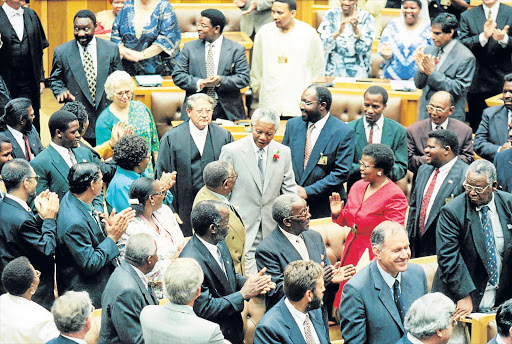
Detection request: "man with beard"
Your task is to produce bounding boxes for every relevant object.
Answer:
[0,98,44,160]
[282,85,355,218]
[254,260,329,344]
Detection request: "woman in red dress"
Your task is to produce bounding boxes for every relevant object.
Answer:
[330,144,408,307]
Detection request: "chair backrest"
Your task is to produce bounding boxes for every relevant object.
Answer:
[151,92,186,139]
[330,94,401,123]
[84,308,102,344]
[409,255,438,292]
[175,9,241,33]
[309,217,350,265]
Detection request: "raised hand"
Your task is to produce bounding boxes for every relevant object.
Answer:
[34,190,60,220]
[484,18,497,39]
[329,192,345,217]
[102,208,136,242]
[330,263,356,284]
[380,42,393,60]
[240,267,274,299]
[492,24,510,41]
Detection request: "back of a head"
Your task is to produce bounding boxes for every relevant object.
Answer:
[125,233,157,266]
[51,291,92,335]
[1,256,33,297]
[61,101,88,131]
[283,260,323,302]
[1,158,32,193]
[48,110,78,138]
[113,134,149,171]
[164,258,204,305]
[404,293,455,339]
[203,160,231,188]
[191,200,226,236]
[496,299,512,338]
[68,162,101,195]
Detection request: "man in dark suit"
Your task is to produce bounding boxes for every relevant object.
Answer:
[0,159,59,310]
[459,0,512,131]
[282,85,355,218]
[254,260,329,344]
[172,9,250,121]
[339,221,428,344]
[98,233,159,344]
[474,74,512,162]
[488,299,512,344]
[348,86,408,189]
[0,134,13,196]
[407,130,468,258]
[494,126,512,193]
[432,159,512,317]
[414,13,475,122]
[179,200,275,344]
[0,0,48,133]
[55,162,135,307]
[155,94,233,236]
[0,98,44,161]
[49,9,123,145]
[407,91,474,174]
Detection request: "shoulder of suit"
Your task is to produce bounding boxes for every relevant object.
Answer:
[495,190,512,203]
[406,118,429,132]
[96,37,119,49]
[384,116,405,130]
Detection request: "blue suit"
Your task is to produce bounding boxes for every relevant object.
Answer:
[494,148,512,193]
[254,298,328,344]
[474,105,510,162]
[0,125,44,160]
[282,115,355,218]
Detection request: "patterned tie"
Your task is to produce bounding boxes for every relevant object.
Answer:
[303,315,315,344]
[393,279,406,323]
[258,149,265,176]
[217,246,228,279]
[82,47,96,104]
[147,282,155,299]
[368,122,374,144]
[436,48,444,67]
[488,8,492,20]
[23,135,32,161]
[418,168,440,235]
[68,149,77,166]
[205,44,216,100]
[480,206,499,286]
[304,124,315,169]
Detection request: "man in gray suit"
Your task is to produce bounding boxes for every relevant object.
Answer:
[234,0,274,39]
[140,258,226,344]
[219,108,297,275]
[414,13,475,122]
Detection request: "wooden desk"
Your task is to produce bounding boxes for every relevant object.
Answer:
[460,313,496,344]
[180,31,253,62]
[486,94,503,107]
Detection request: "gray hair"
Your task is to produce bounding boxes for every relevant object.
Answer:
[51,291,93,334]
[370,221,408,251]
[251,108,280,130]
[125,233,157,266]
[163,258,204,305]
[272,194,304,224]
[203,161,232,188]
[404,293,455,339]
[1,159,33,193]
[466,159,497,185]
[104,70,133,101]
[185,93,214,111]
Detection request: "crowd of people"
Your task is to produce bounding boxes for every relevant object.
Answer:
[1,0,512,343]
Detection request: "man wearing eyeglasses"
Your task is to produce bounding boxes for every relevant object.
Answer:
[432,159,512,325]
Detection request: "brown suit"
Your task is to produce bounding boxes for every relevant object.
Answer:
[193,186,246,276]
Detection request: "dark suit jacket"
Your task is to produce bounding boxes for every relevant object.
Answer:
[0,196,57,310]
[155,122,233,236]
[394,334,415,344]
[474,105,509,162]
[47,335,79,344]
[56,192,120,307]
[172,37,250,121]
[30,144,104,212]
[459,4,512,95]
[49,38,123,140]
[339,260,428,344]
[406,118,474,174]
[414,41,476,121]
[432,191,512,310]
[282,115,355,218]
[348,117,408,187]
[0,126,44,160]
[406,159,468,258]
[179,235,247,344]
[97,262,158,344]
[254,298,328,344]
[494,148,512,193]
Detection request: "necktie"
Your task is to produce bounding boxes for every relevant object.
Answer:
[435,125,441,130]
[418,168,440,235]
[393,279,406,323]
[82,47,96,104]
[296,234,309,260]
[436,48,444,66]
[488,8,492,20]
[258,149,265,176]
[368,122,374,144]
[68,149,77,166]
[147,282,155,299]
[23,135,32,161]
[480,206,499,286]
[205,44,216,100]
[217,246,228,279]
[303,314,315,344]
[304,124,315,169]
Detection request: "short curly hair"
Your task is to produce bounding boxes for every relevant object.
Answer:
[61,101,89,134]
[362,143,395,177]
[1,256,34,296]
[113,134,149,171]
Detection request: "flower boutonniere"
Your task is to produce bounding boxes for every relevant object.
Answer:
[273,150,280,162]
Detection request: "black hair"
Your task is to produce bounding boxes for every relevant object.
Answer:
[128,177,156,216]
[191,200,225,236]
[113,134,149,171]
[68,162,101,195]
[275,0,297,11]
[1,97,32,128]
[61,101,89,134]
[431,13,459,38]
[200,9,226,33]
[1,256,34,296]
[1,159,33,192]
[74,9,97,26]
[48,110,78,138]
[427,129,460,156]
[362,144,395,176]
[307,84,332,112]
[364,86,389,105]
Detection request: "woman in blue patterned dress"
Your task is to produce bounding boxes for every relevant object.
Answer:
[111,0,181,75]
[379,0,433,80]
[318,0,375,78]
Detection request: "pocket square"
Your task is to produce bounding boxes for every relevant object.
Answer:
[507,224,512,229]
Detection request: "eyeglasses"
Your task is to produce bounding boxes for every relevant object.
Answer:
[224,172,238,183]
[426,105,447,113]
[114,90,132,98]
[194,108,213,115]
[26,175,40,182]
[151,189,166,197]
[197,23,213,28]
[299,100,319,106]
[359,160,375,169]
[462,181,492,194]
[286,206,310,220]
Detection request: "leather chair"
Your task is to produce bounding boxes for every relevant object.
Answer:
[150,91,186,140]
[175,9,241,33]
[329,93,401,123]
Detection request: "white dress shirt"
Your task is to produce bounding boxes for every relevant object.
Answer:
[479,1,508,47]
[77,36,98,77]
[363,115,384,144]
[377,260,403,299]
[422,156,458,222]
[431,118,449,131]
[129,263,150,291]
[196,35,224,92]
[197,235,227,274]
[7,125,34,159]
[61,335,87,344]
[308,114,329,149]
[284,298,321,344]
[189,121,208,156]
[2,3,24,41]
[278,226,310,261]
[49,141,74,167]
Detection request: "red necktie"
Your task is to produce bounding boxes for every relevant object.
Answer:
[368,123,374,144]
[23,135,32,161]
[418,168,439,235]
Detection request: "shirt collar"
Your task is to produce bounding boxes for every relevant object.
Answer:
[437,156,458,174]
[2,3,23,16]
[76,196,93,214]
[189,120,208,137]
[406,333,426,344]
[496,334,508,344]
[250,136,268,154]
[5,194,31,212]
[209,189,230,203]
[278,225,302,242]
[310,113,329,131]
[116,166,143,179]
[129,263,149,286]
[440,38,457,55]
[61,335,87,344]
[475,194,496,213]
[6,125,23,141]
[206,35,223,48]
[363,114,384,129]
[284,297,307,322]
[50,141,73,157]
[196,234,219,255]
[431,118,449,130]
[76,36,97,51]
[376,260,402,289]
[483,0,500,12]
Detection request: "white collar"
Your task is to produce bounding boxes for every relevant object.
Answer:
[196,235,220,255]
[284,297,307,322]
[205,35,223,48]
[483,0,500,13]
[61,335,87,344]
[5,194,31,212]
[50,141,73,156]
[128,263,149,286]
[76,36,97,50]
[310,114,329,131]
[2,3,23,16]
[475,194,497,213]
[376,260,402,289]
[250,136,269,154]
[406,333,426,344]
[440,38,457,55]
[437,156,458,174]
[363,114,384,129]
[431,118,449,130]
[278,225,303,243]
[188,120,208,137]
[6,125,23,141]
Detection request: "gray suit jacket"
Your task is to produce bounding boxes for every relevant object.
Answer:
[240,0,275,37]
[474,105,509,162]
[414,40,476,122]
[140,302,225,344]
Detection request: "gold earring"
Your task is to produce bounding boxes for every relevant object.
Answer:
[377,171,382,176]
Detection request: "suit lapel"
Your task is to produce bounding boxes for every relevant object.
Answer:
[437,44,457,75]
[241,137,263,193]
[310,309,329,344]
[48,146,70,181]
[217,39,232,76]
[95,39,108,108]
[292,121,307,183]
[2,130,23,158]
[274,228,303,263]
[302,117,334,184]
[372,262,404,331]
[303,232,322,263]
[263,141,279,194]
[381,118,394,147]
[495,193,512,261]
[192,236,232,293]
[494,106,509,144]
[497,4,510,29]
[468,200,489,267]
[122,262,158,305]
[209,125,222,159]
[277,301,307,344]
[199,40,207,78]
[69,193,104,238]
[68,42,94,106]
[354,119,367,154]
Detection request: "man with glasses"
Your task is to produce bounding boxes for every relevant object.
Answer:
[172,8,250,121]
[432,160,512,332]
[0,158,59,310]
[407,91,474,175]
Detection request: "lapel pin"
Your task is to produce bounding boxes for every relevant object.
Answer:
[448,180,453,184]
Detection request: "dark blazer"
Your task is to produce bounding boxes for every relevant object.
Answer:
[49,38,123,140]
[348,117,408,187]
[339,260,428,344]
[494,148,512,193]
[56,192,120,308]
[406,118,474,174]
[459,4,512,95]
[414,41,476,121]
[155,122,233,236]
[97,262,158,344]
[394,334,415,344]
[0,126,44,160]
[30,144,104,212]
[474,105,510,162]
[432,191,512,310]
[47,335,79,344]
[179,235,247,344]
[172,37,250,121]
[254,298,328,344]
[282,115,355,218]
[406,159,468,258]
[0,196,57,310]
